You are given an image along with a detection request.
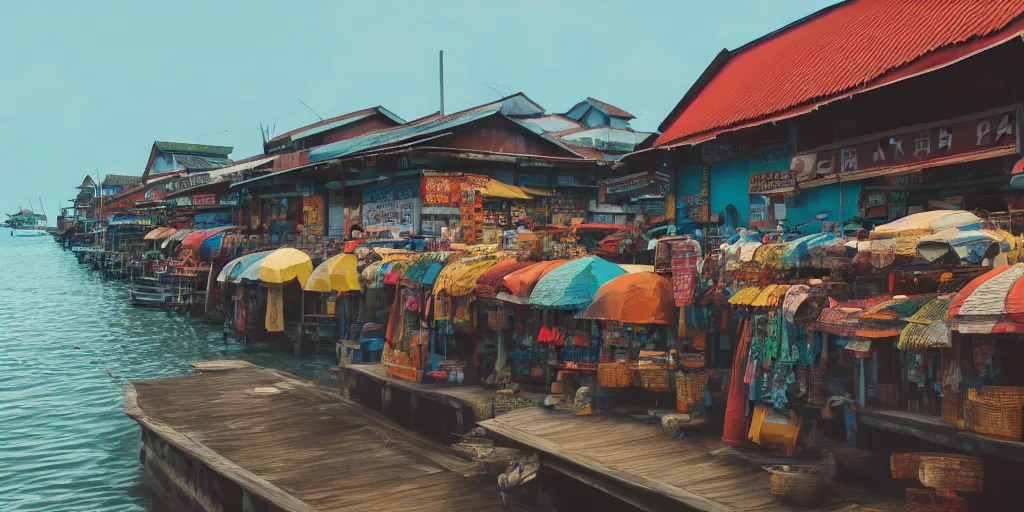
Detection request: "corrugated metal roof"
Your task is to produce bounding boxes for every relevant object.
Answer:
[308,93,550,163]
[655,0,1024,147]
[102,174,142,187]
[174,154,233,170]
[269,106,406,143]
[154,141,233,156]
[515,114,582,134]
[584,97,635,119]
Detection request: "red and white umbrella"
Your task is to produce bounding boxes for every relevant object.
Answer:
[948,263,1024,333]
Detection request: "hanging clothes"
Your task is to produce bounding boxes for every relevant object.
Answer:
[723,317,753,445]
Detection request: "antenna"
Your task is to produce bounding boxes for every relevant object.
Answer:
[482,82,503,98]
[439,50,445,117]
[298,98,323,121]
[27,197,34,213]
[260,123,267,145]
[39,197,46,220]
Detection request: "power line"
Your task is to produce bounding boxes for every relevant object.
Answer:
[298,98,323,121]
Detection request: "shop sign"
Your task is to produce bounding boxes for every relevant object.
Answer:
[556,174,580,186]
[362,180,418,204]
[792,110,1017,183]
[302,195,324,235]
[175,197,192,207]
[606,177,653,195]
[363,199,416,230]
[515,173,549,187]
[421,176,461,206]
[759,139,793,163]
[748,171,795,194]
[701,141,751,163]
[192,194,217,206]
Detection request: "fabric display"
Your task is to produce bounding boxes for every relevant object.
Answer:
[670,238,701,307]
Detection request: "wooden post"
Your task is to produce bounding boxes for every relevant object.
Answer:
[204,265,214,316]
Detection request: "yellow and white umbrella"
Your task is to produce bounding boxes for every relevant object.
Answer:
[305,253,361,292]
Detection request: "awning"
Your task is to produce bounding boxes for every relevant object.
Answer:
[144,226,174,240]
[870,210,982,240]
[898,294,954,350]
[472,179,532,200]
[218,251,274,283]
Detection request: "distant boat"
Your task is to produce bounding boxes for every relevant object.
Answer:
[11,229,49,237]
[4,207,47,229]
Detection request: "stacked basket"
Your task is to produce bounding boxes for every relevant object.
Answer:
[891,452,982,511]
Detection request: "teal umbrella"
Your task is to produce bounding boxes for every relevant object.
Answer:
[529,256,627,310]
[217,250,273,283]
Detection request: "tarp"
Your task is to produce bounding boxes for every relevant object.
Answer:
[199,232,225,261]
[577,272,674,324]
[475,260,536,298]
[502,260,568,298]
[898,294,954,350]
[305,253,361,292]
[402,260,445,288]
[433,257,502,297]
[870,210,981,239]
[529,256,627,310]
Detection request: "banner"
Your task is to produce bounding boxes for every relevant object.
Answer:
[748,171,795,194]
[302,195,324,235]
[421,176,461,206]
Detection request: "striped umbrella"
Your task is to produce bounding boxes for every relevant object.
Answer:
[948,263,1024,333]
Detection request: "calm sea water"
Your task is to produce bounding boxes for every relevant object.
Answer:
[0,228,334,511]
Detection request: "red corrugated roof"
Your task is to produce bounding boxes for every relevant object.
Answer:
[655,0,1024,148]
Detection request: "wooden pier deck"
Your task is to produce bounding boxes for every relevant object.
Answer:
[480,408,902,512]
[124,361,505,511]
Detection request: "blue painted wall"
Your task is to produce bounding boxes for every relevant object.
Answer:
[674,157,857,230]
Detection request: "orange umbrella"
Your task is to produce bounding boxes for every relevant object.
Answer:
[577,272,675,324]
[502,260,568,297]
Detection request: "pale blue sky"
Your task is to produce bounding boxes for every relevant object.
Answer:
[0,0,836,221]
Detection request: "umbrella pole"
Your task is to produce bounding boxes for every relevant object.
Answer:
[204,263,214,316]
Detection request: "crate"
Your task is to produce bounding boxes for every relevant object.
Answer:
[636,368,671,392]
[918,454,983,492]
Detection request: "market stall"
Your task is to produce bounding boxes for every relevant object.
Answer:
[304,253,362,343]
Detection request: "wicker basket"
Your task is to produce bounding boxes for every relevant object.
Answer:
[762,465,827,506]
[890,452,925,480]
[905,488,968,512]
[941,389,965,426]
[636,368,671,392]
[968,388,1024,441]
[675,371,709,413]
[679,352,706,370]
[597,362,632,388]
[917,454,983,492]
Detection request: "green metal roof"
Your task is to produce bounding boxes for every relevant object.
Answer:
[154,141,233,157]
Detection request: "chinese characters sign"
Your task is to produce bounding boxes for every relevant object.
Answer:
[748,171,795,194]
[791,110,1017,184]
[421,175,461,206]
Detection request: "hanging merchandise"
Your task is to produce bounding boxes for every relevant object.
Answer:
[670,238,702,307]
[265,285,284,332]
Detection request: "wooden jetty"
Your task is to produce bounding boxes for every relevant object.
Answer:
[480,408,903,512]
[124,361,506,511]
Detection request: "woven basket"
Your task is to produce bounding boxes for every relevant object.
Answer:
[636,368,671,392]
[968,388,1024,441]
[762,465,827,506]
[890,452,925,480]
[679,352,705,370]
[941,389,965,426]
[917,454,983,492]
[905,488,968,512]
[675,371,709,413]
[598,362,632,388]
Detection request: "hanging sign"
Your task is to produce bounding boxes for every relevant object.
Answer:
[192,194,217,206]
[748,171,795,194]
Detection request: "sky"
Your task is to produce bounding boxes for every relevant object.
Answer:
[0,0,837,223]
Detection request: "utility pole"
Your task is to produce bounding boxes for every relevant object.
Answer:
[439,50,445,117]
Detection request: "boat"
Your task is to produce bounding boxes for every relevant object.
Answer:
[11,228,49,237]
[4,205,48,230]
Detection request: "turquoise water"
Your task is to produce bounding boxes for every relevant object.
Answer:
[0,229,334,511]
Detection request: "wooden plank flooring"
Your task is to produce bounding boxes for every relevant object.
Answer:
[480,407,902,512]
[125,361,505,511]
